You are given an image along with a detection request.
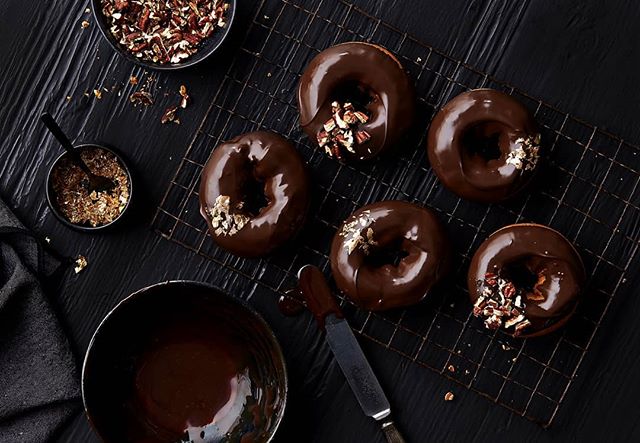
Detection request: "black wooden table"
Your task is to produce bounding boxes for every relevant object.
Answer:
[2,0,640,442]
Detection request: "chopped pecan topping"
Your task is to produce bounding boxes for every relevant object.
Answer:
[526,270,547,301]
[472,270,543,336]
[339,210,378,255]
[506,133,541,171]
[100,0,229,65]
[205,195,250,236]
[317,101,371,160]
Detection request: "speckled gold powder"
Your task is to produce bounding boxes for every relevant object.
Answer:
[51,148,129,227]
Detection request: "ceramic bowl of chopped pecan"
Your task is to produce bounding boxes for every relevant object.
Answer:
[46,144,133,231]
[92,0,235,70]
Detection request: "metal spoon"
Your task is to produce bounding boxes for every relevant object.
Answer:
[40,112,116,193]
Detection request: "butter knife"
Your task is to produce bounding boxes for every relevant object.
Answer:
[297,265,406,443]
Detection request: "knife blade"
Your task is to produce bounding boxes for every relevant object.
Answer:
[296,265,406,443]
[324,313,391,420]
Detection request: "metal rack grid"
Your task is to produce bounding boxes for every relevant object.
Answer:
[152,0,640,428]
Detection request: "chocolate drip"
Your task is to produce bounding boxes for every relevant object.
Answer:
[277,289,306,317]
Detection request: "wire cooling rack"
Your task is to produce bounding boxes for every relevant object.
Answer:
[152,0,640,427]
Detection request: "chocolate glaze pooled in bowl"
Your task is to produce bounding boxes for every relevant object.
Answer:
[82,281,287,443]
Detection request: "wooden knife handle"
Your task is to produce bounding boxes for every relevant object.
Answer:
[297,265,342,329]
[381,421,406,443]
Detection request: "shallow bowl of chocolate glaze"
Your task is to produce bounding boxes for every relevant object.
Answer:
[91,0,236,70]
[82,281,288,443]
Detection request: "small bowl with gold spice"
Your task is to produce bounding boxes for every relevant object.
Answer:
[45,143,133,231]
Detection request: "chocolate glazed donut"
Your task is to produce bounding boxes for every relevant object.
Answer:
[428,89,541,203]
[298,42,415,161]
[468,223,586,337]
[330,201,450,311]
[199,131,310,257]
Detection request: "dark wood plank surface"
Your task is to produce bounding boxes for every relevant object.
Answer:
[2,0,640,442]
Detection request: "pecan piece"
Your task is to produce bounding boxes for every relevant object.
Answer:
[138,7,150,32]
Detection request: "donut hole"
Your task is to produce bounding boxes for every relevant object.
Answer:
[501,259,538,292]
[462,121,511,161]
[241,175,269,216]
[331,80,374,112]
[364,241,409,268]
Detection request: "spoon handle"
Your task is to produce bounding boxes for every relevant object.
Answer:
[40,113,92,175]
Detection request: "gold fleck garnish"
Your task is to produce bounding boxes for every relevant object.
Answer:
[339,210,378,255]
[93,89,103,99]
[129,75,139,86]
[506,133,541,171]
[74,255,88,274]
[444,392,455,402]
[447,365,455,373]
[206,195,250,236]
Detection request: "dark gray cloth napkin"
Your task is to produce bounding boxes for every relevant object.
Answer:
[0,200,80,442]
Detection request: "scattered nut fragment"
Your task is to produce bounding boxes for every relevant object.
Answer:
[444,392,455,402]
[179,85,189,108]
[447,365,456,373]
[161,106,180,124]
[45,237,51,244]
[93,89,103,99]
[81,20,90,29]
[129,75,139,86]
[129,90,153,106]
[74,255,88,274]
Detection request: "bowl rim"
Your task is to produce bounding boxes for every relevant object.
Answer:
[45,143,133,232]
[81,280,289,443]
[90,0,237,71]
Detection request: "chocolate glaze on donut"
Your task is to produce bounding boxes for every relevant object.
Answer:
[428,89,541,203]
[199,131,310,257]
[330,201,450,311]
[468,223,585,337]
[298,42,415,161]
